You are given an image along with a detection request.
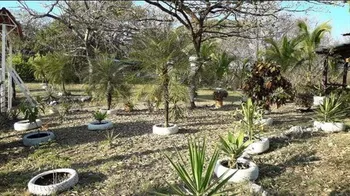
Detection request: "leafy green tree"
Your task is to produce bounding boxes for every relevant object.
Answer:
[130,28,188,127]
[11,53,35,82]
[87,53,131,110]
[297,21,331,81]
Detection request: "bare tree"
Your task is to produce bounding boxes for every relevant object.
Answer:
[18,1,146,79]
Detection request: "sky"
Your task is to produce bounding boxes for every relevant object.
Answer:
[1,1,349,42]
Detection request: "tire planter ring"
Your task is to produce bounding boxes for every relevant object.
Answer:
[23,131,55,146]
[87,121,113,131]
[313,96,325,106]
[214,158,259,183]
[245,137,270,155]
[28,168,78,195]
[14,119,42,131]
[152,124,179,135]
[314,121,345,133]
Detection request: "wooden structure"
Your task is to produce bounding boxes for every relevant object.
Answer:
[316,34,350,94]
[1,7,36,113]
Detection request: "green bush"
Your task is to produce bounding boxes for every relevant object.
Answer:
[11,53,35,82]
[243,61,294,110]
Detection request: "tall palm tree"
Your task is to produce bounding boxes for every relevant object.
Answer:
[297,21,331,81]
[264,35,304,72]
[87,54,131,110]
[130,28,188,127]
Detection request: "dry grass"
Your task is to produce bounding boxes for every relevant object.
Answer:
[1,83,350,195]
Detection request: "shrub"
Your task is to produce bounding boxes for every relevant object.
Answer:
[243,61,294,110]
[213,88,228,101]
[12,53,35,82]
[295,92,313,109]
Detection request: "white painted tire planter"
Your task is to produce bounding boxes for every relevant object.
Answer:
[14,119,42,131]
[245,137,270,154]
[313,96,325,106]
[99,108,117,115]
[314,121,345,133]
[214,158,259,183]
[152,124,179,135]
[28,168,78,195]
[87,121,113,130]
[23,131,55,146]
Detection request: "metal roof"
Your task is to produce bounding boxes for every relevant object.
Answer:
[0,7,23,38]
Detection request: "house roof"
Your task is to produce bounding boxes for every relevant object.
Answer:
[316,43,350,59]
[0,7,23,38]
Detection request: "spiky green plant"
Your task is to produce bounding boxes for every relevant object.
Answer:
[316,93,347,122]
[240,98,263,141]
[93,111,107,124]
[154,138,236,195]
[218,131,252,169]
[105,130,120,147]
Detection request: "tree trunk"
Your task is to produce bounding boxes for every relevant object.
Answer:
[62,81,67,95]
[107,92,112,110]
[322,56,328,95]
[163,63,169,127]
[342,62,348,89]
[12,78,16,100]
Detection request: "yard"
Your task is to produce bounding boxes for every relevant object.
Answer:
[1,84,350,195]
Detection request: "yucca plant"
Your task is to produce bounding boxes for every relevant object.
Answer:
[240,98,263,141]
[93,111,107,124]
[155,138,236,195]
[316,93,347,122]
[218,131,252,169]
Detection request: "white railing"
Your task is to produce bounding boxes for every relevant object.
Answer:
[7,66,36,107]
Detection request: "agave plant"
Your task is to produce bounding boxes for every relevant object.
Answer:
[316,93,347,122]
[218,131,252,169]
[93,111,107,124]
[155,138,235,195]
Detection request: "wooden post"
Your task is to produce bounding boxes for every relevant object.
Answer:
[322,55,328,95]
[343,62,349,89]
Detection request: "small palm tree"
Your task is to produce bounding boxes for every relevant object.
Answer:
[130,28,188,127]
[297,20,331,81]
[44,52,75,95]
[87,54,131,110]
[28,53,49,84]
[264,35,304,72]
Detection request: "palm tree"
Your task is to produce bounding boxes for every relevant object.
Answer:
[264,35,304,72]
[87,54,131,110]
[44,52,75,95]
[28,53,49,84]
[130,28,188,127]
[297,21,331,81]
